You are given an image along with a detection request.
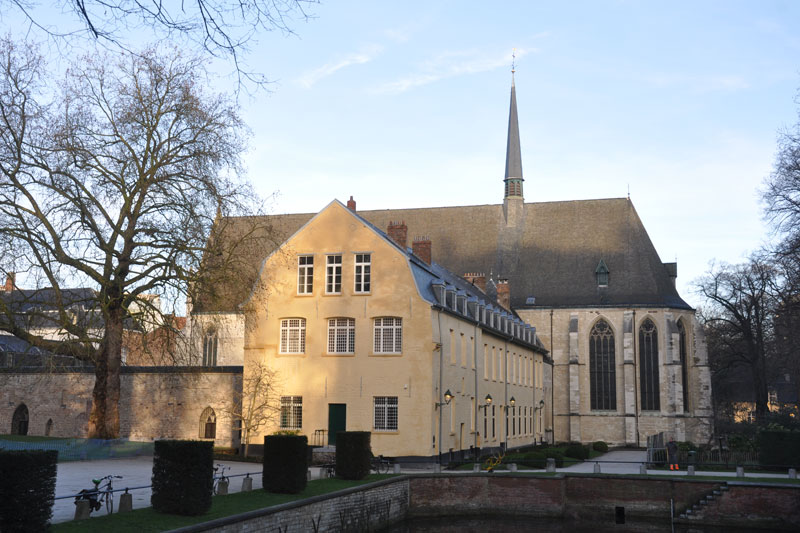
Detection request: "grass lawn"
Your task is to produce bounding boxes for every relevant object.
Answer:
[51,475,395,533]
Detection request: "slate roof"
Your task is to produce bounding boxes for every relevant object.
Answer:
[199,197,691,313]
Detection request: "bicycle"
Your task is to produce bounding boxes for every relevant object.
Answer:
[371,454,392,474]
[74,474,123,515]
[213,464,230,495]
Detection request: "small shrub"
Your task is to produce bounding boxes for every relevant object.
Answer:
[335,431,371,480]
[592,441,609,453]
[677,441,698,452]
[151,440,213,516]
[0,450,57,532]
[565,443,590,460]
[263,434,308,494]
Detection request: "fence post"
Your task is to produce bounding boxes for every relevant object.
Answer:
[473,463,480,472]
[789,468,797,480]
[687,465,695,476]
[118,491,133,513]
[74,500,91,520]
[736,465,744,478]
[639,464,647,475]
[241,475,253,492]
[546,458,556,473]
[593,462,601,474]
[394,463,401,474]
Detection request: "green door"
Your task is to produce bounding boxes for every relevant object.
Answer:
[328,404,346,445]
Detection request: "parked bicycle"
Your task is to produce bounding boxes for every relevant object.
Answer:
[74,474,123,515]
[213,464,230,495]
[371,454,392,474]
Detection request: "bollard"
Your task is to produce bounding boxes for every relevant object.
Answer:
[639,464,647,475]
[736,465,744,478]
[394,463,401,474]
[789,468,796,480]
[434,463,441,473]
[74,500,91,520]
[241,475,253,492]
[307,469,311,481]
[217,479,229,495]
[546,458,556,473]
[118,491,133,513]
[509,463,517,472]
[473,463,480,472]
[687,465,695,476]
[593,462,601,474]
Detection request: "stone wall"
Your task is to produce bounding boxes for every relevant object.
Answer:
[0,367,242,447]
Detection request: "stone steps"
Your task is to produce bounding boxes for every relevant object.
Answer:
[679,483,728,520]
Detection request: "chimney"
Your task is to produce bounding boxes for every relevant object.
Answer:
[497,278,510,310]
[346,195,356,212]
[4,272,15,292]
[387,221,407,249]
[464,272,487,292]
[412,236,431,265]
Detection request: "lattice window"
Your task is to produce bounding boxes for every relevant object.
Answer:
[327,318,355,354]
[639,318,661,411]
[374,396,398,431]
[202,330,218,366]
[280,318,306,354]
[590,319,617,410]
[373,317,402,354]
[280,396,302,429]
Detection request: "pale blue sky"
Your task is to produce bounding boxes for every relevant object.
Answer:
[4,1,800,306]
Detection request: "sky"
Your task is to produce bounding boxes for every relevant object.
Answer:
[4,1,800,307]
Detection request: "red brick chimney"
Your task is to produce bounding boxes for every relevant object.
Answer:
[4,272,14,292]
[497,278,510,310]
[346,196,356,212]
[463,272,486,292]
[387,221,407,249]
[412,236,431,265]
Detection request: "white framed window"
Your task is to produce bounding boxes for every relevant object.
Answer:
[298,256,314,294]
[373,317,402,354]
[202,330,218,366]
[280,318,306,354]
[280,396,302,429]
[326,254,342,294]
[374,396,398,431]
[354,253,371,293]
[327,317,355,354]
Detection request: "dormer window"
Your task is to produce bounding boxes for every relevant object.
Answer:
[596,259,610,287]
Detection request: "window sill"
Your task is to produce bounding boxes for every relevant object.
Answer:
[370,353,402,357]
[373,430,399,435]
[353,292,371,296]
[322,292,342,296]
[323,353,355,357]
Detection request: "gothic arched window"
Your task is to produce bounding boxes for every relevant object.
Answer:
[202,329,218,366]
[677,319,689,412]
[590,319,616,410]
[639,318,660,411]
[200,407,216,439]
[11,403,29,436]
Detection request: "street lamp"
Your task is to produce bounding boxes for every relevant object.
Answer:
[435,389,454,466]
[477,394,493,411]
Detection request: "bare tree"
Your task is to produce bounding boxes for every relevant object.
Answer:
[2,0,317,88]
[0,38,270,438]
[695,257,777,423]
[222,361,281,456]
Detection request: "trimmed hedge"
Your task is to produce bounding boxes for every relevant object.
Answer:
[593,441,609,453]
[263,434,308,493]
[335,431,371,480]
[151,440,214,516]
[565,443,590,460]
[0,450,57,532]
[759,430,800,468]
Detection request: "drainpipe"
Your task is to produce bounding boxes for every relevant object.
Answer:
[550,309,555,445]
[474,321,479,455]
[633,309,640,447]
[504,339,509,452]
[436,309,444,465]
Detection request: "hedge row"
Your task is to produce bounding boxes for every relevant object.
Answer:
[336,431,371,480]
[263,434,308,493]
[151,440,214,516]
[0,450,58,532]
[759,430,800,467]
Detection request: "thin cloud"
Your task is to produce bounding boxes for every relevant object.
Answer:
[297,45,383,89]
[373,47,534,94]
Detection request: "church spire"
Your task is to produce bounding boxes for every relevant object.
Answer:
[504,59,523,199]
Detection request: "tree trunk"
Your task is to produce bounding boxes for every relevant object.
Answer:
[753,350,769,424]
[87,307,123,439]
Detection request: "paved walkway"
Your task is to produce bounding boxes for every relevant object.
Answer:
[51,450,797,524]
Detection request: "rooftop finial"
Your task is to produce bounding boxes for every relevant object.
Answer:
[511,48,516,85]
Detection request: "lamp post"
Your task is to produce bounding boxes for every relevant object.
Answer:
[534,399,545,444]
[476,394,493,457]
[505,396,516,451]
[435,389,454,465]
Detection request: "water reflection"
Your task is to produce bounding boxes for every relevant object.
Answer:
[380,516,740,532]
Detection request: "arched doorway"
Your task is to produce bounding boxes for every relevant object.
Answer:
[11,404,29,436]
